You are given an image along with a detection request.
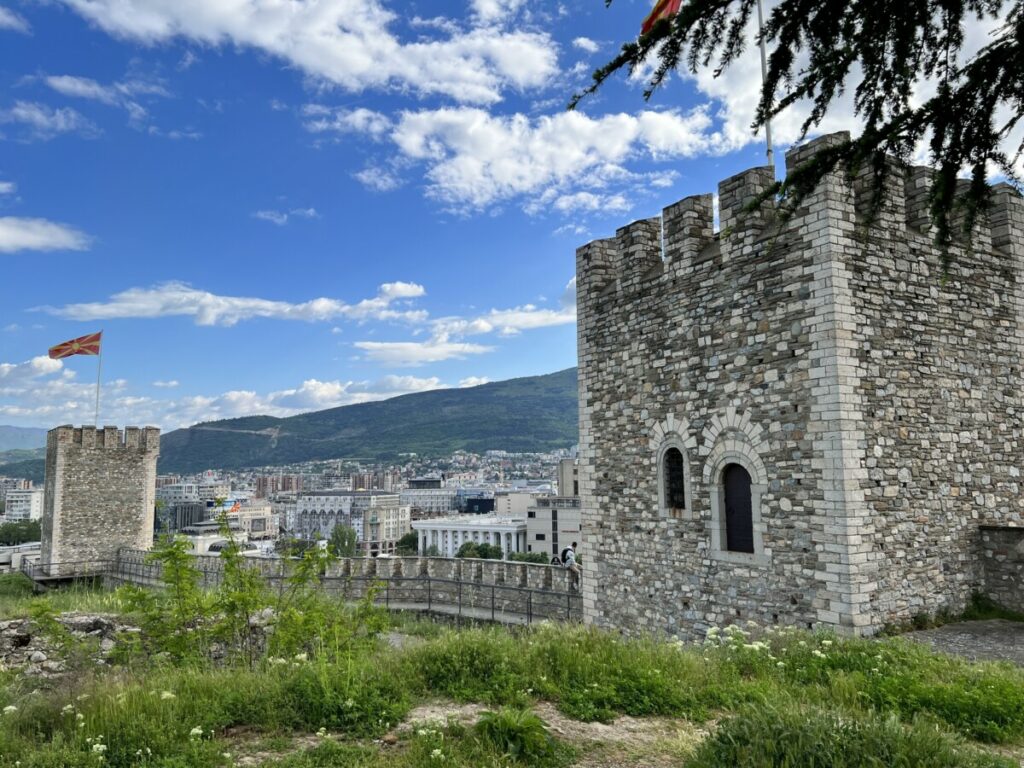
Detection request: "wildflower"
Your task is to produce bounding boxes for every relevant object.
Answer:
[316,727,328,738]
[92,744,107,754]
[268,657,286,665]
[812,649,827,659]
[160,691,176,700]
[821,640,833,647]
[77,694,90,701]
[222,753,232,760]
[344,698,355,708]
[62,704,75,715]
[189,726,203,739]
[430,748,444,760]
[294,653,308,662]
[3,705,17,715]
[776,661,785,668]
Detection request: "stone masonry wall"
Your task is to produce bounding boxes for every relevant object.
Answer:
[979,526,1024,614]
[41,426,160,576]
[576,132,1024,638]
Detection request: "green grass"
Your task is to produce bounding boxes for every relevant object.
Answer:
[0,574,128,619]
[0,584,1021,767]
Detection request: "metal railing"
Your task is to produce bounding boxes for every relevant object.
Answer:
[22,554,583,625]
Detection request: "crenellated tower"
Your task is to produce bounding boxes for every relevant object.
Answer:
[576,132,1024,637]
[41,425,161,576]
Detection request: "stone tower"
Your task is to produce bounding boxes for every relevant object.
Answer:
[41,425,160,576]
[576,132,1024,637]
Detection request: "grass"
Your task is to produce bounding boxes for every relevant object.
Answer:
[0,574,128,618]
[0,582,1021,766]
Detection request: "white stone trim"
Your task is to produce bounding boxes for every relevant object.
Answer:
[649,414,696,519]
[704,428,770,567]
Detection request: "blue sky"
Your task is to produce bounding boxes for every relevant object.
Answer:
[0,0,798,430]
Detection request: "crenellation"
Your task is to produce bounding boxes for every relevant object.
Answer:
[663,193,714,269]
[616,217,662,294]
[577,130,1024,639]
[905,166,933,232]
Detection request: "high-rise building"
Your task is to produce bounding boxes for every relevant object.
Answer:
[3,488,43,522]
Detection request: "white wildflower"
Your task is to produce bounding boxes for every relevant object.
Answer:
[2,705,17,714]
[92,744,107,754]
[160,691,176,700]
[189,726,203,739]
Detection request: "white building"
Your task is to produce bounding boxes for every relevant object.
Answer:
[526,496,581,559]
[294,491,411,555]
[412,515,528,557]
[156,483,200,505]
[3,489,43,522]
[227,500,278,542]
[494,491,539,519]
[399,488,457,516]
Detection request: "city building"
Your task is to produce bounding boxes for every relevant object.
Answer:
[576,132,1024,637]
[494,491,538,518]
[156,483,199,505]
[227,500,278,542]
[408,476,444,489]
[526,496,581,559]
[399,487,457,517]
[293,491,411,555]
[3,488,43,522]
[556,458,579,497]
[412,515,528,557]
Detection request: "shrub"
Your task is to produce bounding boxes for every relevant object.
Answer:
[688,703,1015,768]
[508,552,550,564]
[474,707,558,764]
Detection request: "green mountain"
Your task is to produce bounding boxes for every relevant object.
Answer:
[0,457,45,484]
[158,368,579,474]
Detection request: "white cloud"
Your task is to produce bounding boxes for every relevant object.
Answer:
[552,191,630,214]
[354,166,404,192]
[43,73,171,129]
[152,380,179,388]
[0,361,451,429]
[0,6,29,33]
[303,105,391,138]
[459,376,490,387]
[572,37,599,53]
[59,0,558,105]
[0,181,15,195]
[354,339,494,366]
[252,207,319,226]
[471,0,525,23]
[387,107,715,211]
[43,281,427,326]
[0,217,91,253]
[0,101,98,140]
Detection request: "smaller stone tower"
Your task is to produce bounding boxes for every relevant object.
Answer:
[41,425,160,576]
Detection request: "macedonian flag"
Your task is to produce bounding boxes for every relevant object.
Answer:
[48,331,102,360]
[641,0,682,34]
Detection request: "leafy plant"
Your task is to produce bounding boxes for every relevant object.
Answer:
[474,707,557,764]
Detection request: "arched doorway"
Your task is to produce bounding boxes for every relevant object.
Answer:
[723,463,754,553]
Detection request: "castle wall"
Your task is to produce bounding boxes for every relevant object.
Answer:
[577,132,1024,638]
[41,426,160,575]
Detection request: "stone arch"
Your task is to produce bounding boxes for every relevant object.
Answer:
[649,413,696,518]
[702,412,770,565]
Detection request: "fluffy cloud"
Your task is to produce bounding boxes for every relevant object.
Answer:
[572,37,599,53]
[383,107,714,211]
[0,361,451,429]
[252,207,319,226]
[354,339,494,366]
[43,281,428,326]
[59,0,558,105]
[0,101,98,141]
[152,380,179,388]
[0,181,15,195]
[471,0,526,23]
[303,106,392,138]
[459,376,490,387]
[0,6,29,33]
[0,217,92,253]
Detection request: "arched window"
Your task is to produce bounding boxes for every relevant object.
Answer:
[663,448,686,511]
[722,463,754,553]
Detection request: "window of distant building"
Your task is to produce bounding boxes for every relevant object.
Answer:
[657,438,691,518]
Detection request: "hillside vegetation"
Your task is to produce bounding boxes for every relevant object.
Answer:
[0,541,1021,768]
[158,368,578,473]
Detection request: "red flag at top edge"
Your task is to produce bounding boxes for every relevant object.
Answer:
[48,331,102,360]
[641,0,682,34]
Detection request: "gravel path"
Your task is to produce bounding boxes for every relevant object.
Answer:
[903,619,1024,665]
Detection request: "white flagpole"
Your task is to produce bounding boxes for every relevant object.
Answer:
[94,337,103,426]
[756,0,775,167]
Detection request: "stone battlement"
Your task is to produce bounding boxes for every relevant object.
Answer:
[48,425,160,454]
[577,132,1024,306]
[576,131,1024,639]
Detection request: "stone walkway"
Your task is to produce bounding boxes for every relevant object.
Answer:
[904,619,1024,665]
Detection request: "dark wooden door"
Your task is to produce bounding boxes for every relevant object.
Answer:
[723,463,754,553]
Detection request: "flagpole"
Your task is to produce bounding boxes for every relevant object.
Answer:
[755,0,775,167]
[94,340,102,427]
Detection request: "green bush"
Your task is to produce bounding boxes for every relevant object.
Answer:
[474,707,558,764]
[507,552,550,564]
[688,704,1016,768]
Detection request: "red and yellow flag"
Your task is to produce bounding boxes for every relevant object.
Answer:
[48,331,102,360]
[641,0,682,34]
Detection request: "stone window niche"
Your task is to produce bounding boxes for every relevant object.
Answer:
[706,441,769,566]
[657,438,691,519]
